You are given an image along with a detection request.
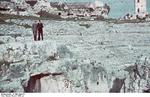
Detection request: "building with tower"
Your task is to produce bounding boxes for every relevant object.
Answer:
[135,0,147,19]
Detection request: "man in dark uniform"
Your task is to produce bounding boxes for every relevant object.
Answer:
[37,20,44,41]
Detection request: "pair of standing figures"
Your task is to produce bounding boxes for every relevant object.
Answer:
[32,20,44,41]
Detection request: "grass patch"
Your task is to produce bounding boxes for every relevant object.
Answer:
[79,23,91,28]
[0,60,11,72]
[0,17,6,24]
[22,24,31,28]
[0,13,32,28]
[46,53,59,61]
[37,11,62,20]
[0,41,5,45]
[0,13,40,20]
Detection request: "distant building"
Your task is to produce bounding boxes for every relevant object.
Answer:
[135,0,147,19]
[50,0,110,19]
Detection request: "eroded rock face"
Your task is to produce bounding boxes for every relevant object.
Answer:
[1,43,150,93]
[120,56,150,93]
[0,41,57,92]
[1,20,150,93]
[23,73,63,92]
[22,64,110,93]
[40,74,67,92]
[109,78,125,93]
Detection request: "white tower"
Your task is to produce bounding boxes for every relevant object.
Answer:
[135,0,147,18]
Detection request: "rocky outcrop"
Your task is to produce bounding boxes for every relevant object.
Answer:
[109,78,125,93]
[1,19,150,93]
[23,72,63,92]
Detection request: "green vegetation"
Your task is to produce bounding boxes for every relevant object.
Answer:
[79,23,91,28]
[0,41,5,45]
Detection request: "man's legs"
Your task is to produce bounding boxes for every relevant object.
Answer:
[38,31,41,41]
[33,31,37,41]
[41,31,43,40]
[35,31,37,41]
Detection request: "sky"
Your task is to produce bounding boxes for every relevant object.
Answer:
[49,0,150,18]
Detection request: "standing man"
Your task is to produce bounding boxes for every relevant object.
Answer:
[32,20,38,41]
[37,20,44,41]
